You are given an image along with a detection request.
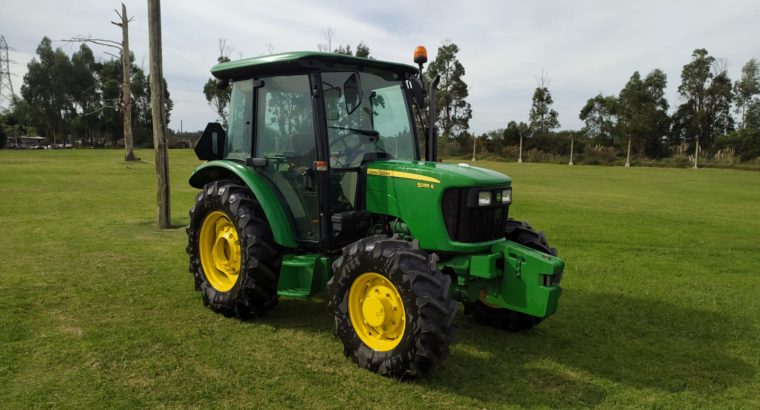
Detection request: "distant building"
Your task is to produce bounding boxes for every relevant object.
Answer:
[10,136,46,149]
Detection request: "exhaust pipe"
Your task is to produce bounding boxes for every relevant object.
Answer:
[426,75,440,162]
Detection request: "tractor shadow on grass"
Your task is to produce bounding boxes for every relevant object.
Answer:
[248,290,754,408]
[426,289,755,407]
[258,295,334,335]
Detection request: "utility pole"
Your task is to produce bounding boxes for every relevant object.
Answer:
[148,0,171,228]
[625,137,631,168]
[111,4,135,161]
[517,129,523,163]
[568,137,574,166]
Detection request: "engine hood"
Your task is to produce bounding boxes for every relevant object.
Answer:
[363,159,511,253]
[364,160,511,188]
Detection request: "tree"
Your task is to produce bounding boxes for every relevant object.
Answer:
[426,41,472,138]
[355,42,371,58]
[333,42,371,58]
[203,39,232,127]
[0,116,6,148]
[70,44,100,147]
[131,68,151,145]
[98,58,123,145]
[317,27,335,52]
[529,72,559,139]
[579,94,618,146]
[617,69,670,159]
[503,121,530,162]
[334,44,352,56]
[734,59,760,130]
[677,48,734,160]
[21,37,74,146]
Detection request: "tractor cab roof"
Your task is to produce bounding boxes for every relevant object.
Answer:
[211,51,419,81]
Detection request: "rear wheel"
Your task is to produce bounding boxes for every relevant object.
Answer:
[328,236,456,378]
[187,180,281,318]
[463,219,558,331]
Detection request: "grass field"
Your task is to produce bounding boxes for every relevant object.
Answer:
[1,149,759,408]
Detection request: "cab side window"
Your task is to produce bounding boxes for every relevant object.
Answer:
[255,75,315,160]
[224,79,254,160]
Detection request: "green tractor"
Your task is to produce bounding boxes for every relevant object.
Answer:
[187,46,565,378]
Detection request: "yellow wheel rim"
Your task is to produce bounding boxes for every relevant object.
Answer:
[199,211,241,292]
[479,288,501,308]
[348,272,406,351]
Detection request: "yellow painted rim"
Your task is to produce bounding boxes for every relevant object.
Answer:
[348,272,406,351]
[199,211,241,292]
[479,288,502,308]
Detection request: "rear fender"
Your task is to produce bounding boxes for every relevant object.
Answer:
[189,160,297,248]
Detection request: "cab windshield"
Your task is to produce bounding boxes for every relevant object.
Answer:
[321,71,417,168]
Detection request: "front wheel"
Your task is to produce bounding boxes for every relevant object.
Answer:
[186,180,281,318]
[463,219,558,331]
[328,236,456,378]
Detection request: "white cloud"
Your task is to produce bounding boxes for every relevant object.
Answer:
[3,0,759,133]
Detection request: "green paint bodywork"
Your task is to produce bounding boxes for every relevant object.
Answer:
[189,157,564,318]
[441,240,564,317]
[364,160,511,253]
[189,160,298,248]
[270,240,563,316]
[278,254,331,298]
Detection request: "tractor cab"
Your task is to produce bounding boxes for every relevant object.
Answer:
[194,52,424,249]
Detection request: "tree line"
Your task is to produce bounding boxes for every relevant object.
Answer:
[6,34,758,168]
[424,43,760,166]
[0,36,173,149]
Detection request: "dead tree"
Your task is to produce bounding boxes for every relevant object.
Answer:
[65,3,136,161]
[112,3,135,160]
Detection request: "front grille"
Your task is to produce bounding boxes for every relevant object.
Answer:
[441,187,509,243]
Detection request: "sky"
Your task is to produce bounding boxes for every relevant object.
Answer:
[2,0,759,134]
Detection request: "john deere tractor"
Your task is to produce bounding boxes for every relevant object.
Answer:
[187,46,564,378]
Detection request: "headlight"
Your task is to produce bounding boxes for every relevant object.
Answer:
[478,191,492,206]
[501,188,512,205]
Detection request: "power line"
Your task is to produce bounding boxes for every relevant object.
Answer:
[0,35,16,111]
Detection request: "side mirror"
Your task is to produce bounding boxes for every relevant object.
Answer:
[195,122,226,160]
[343,72,362,115]
[408,77,426,108]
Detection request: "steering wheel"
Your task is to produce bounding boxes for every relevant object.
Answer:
[329,130,372,168]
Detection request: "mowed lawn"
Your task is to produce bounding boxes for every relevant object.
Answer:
[1,149,759,408]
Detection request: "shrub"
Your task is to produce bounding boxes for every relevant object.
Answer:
[580,145,619,165]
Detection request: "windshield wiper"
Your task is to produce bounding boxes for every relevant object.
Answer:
[328,126,379,137]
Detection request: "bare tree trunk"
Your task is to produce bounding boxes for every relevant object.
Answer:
[148,0,171,228]
[471,136,477,161]
[113,3,135,161]
[693,138,699,169]
[625,137,631,168]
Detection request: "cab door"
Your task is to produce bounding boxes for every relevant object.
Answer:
[254,75,320,242]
